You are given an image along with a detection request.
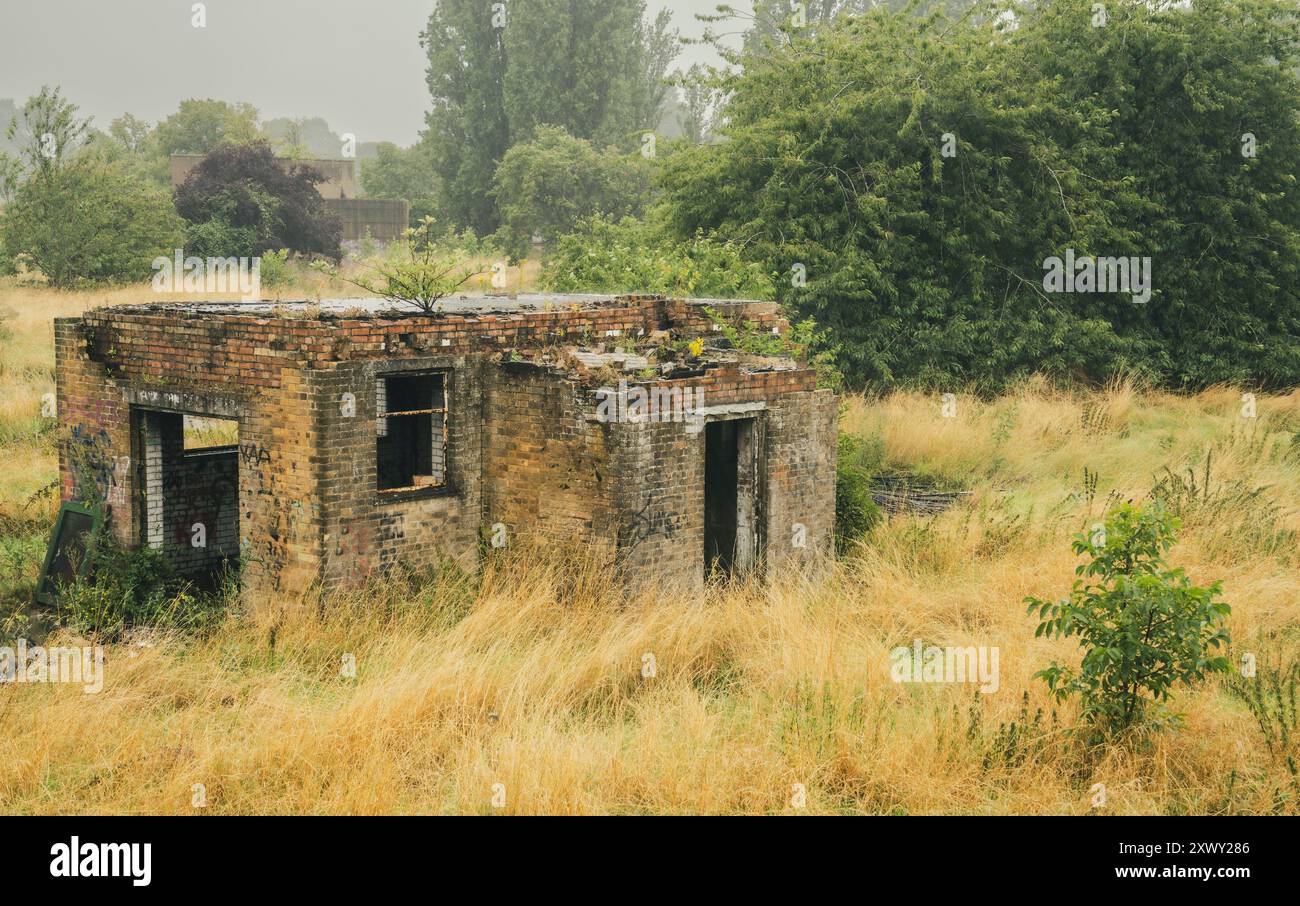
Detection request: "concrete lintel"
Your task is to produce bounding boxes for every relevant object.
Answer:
[583,401,766,425]
[696,401,767,418]
[123,386,245,419]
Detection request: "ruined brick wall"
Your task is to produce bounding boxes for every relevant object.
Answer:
[481,362,618,553]
[658,298,785,337]
[73,296,784,378]
[763,389,838,572]
[240,364,321,595]
[56,295,830,600]
[601,365,832,591]
[55,318,137,545]
[606,415,705,590]
[54,316,322,596]
[311,354,484,587]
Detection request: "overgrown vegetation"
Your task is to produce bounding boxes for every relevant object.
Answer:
[491,125,653,256]
[313,216,480,311]
[2,290,1298,813]
[173,140,341,258]
[702,304,842,392]
[661,0,1300,391]
[0,87,182,287]
[1226,657,1300,810]
[421,0,676,234]
[0,508,47,635]
[53,537,228,640]
[2,0,1299,815]
[540,216,775,299]
[1026,504,1232,736]
[834,432,883,554]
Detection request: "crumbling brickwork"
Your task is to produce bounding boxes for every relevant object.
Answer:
[54,294,835,598]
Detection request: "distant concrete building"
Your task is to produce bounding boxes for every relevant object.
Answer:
[320,198,410,245]
[54,294,836,597]
[170,154,409,243]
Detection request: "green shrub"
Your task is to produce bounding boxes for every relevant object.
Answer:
[540,215,775,299]
[491,125,654,255]
[55,537,227,640]
[3,161,184,287]
[0,220,16,277]
[173,141,341,257]
[1026,503,1232,736]
[359,141,440,229]
[0,510,47,635]
[257,248,292,289]
[659,1,1300,391]
[835,432,882,554]
[184,216,258,260]
[703,305,842,391]
[314,216,478,312]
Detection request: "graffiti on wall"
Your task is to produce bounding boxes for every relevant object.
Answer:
[163,454,238,556]
[618,491,684,553]
[67,425,128,509]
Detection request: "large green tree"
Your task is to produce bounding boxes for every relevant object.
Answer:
[4,161,183,287]
[173,141,341,258]
[661,0,1300,390]
[361,141,441,225]
[491,125,653,252]
[1017,0,1300,387]
[421,0,677,233]
[3,85,91,182]
[154,99,260,157]
[0,87,182,285]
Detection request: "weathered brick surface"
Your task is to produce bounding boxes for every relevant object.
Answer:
[483,361,618,551]
[763,389,839,572]
[54,294,835,599]
[311,354,483,585]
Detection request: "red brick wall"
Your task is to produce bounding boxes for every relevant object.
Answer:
[55,318,322,596]
[75,296,787,384]
[311,355,484,587]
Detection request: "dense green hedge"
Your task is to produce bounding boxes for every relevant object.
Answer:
[658,0,1300,391]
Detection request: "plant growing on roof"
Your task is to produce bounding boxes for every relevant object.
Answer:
[314,216,480,313]
[701,305,841,391]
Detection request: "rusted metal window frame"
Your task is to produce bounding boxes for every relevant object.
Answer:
[376,370,449,494]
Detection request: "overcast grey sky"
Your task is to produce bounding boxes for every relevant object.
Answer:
[0,0,740,146]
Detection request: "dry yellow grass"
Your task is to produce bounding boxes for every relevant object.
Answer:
[1,282,1298,814]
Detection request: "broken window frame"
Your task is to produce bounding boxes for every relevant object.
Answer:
[375,370,450,495]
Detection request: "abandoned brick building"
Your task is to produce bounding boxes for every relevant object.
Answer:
[54,293,836,595]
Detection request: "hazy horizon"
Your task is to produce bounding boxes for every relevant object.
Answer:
[0,0,740,147]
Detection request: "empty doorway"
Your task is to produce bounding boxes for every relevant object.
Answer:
[704,418,758,577]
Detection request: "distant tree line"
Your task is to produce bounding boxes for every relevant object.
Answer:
[0,0,707,283]
[0,93,353,285]
[7,0,1294,394]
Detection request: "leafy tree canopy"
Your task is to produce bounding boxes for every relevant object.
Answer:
[154,99,260,157]
[492,125,654,253]
[3,160,183,287]
[173,140,341,258]
[421,0,677,233]
[661,0,1300,391]
[360,141,440,225]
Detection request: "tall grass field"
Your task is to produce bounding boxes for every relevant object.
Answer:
[2,282,1298,815]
